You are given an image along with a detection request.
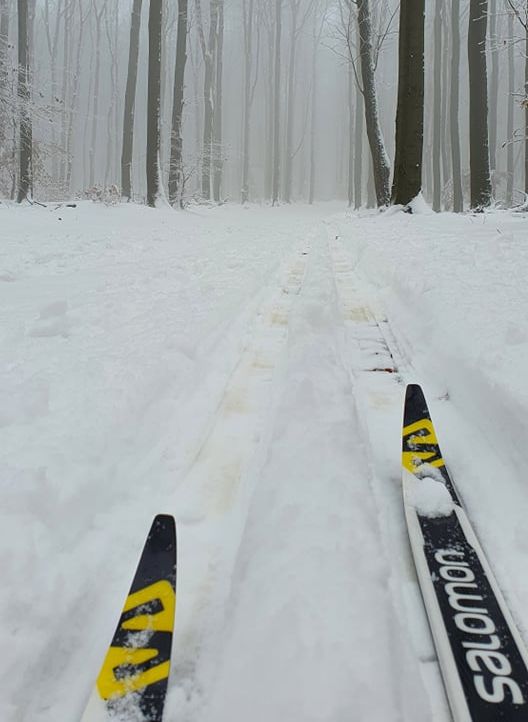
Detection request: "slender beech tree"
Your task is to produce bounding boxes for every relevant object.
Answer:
[121,0,142,200]
[17,0,32,202]
[508,0,528,195]
[468,0,492,209]
[272,0,282,206]
[168,0,188,207]
[391,0,425,207]
[0,0,9,159]
[147,0,163,207]
[213,0,224,202]
[241,0,257,204]
[507,9,515,205]
[355,0,390,207]
[196,0,219,200]
[451,0,463,212]
[489,2,499,174]
[432,1,442,211]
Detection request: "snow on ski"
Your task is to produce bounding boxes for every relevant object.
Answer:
[81,515,177,722]
[402,384,528,722]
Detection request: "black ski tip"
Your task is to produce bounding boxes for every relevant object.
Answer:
[404,384,430,427]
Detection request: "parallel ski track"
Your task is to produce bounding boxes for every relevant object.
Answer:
[326,231,453,722]
[168,241,310,721]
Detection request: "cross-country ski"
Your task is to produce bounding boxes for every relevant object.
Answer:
[402,385,528,722]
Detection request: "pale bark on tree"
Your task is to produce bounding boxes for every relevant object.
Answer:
[356,0,390,207]
[507,10,514,205]
[347,64,354,207]
[391,0,425,207]
[354,78,363,209]
[89,0,104,187]
[44,0,63,182]
[450,0,463,212]
[272,0,282,206]
[17,0,32,202]
[468,0,492,209]
[196,0,219,200]
[241,0,256,204]
[432,1,442,211]
[0,0,9,155]
[147,0,163,207]
[441,6,450,199]
[489,1,499,173]
[309,5,325,205]
[104,5,118,187]
[60,0,73,188]
[263,4,274,201]
[213,0,224,202]
[525,1,528,195]
[66,0,89,192]
[121,0,143,200]
[168,0,188,207]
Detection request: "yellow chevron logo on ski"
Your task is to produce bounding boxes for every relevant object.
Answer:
[95,580,175,700]
[402,418,445,473]
[122,580,175,632]
[96,647,170,699]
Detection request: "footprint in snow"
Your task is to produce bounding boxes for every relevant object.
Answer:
[28,300,72,338]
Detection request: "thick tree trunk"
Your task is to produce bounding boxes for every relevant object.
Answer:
[450,0,463,212]
[507,10,514,206]
[432,1,442,211]
[272,0,281,206]
[309,16,319,206]
[147,0,163,207]
[525,3,528,196]
[213,0,224,202]
[66,0,87,192]
[121,0,142,200]
[357,0,390,207]
[168,0,188,207]
[17,0,32,202]
[391,0,425,207]
[468,0,492,209]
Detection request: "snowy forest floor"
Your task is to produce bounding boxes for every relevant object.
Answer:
[1,201,528,722]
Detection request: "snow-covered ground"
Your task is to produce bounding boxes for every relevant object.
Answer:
[1,201,528,722]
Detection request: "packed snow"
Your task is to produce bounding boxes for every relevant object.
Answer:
[1,201,528,722]
[407,476,454,518]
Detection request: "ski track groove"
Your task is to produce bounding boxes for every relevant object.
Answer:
[326,231,452,722]
[165,240,311,722]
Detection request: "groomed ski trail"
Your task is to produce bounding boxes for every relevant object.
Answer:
[176,227,441,722]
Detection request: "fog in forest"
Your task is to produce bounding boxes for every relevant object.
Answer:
[1,0,527,209]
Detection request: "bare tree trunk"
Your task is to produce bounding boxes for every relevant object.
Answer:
[451,0,463,212]
[265,17,274,201]
[196,0,219,200]
[441,4,450,201]
[121,0,142,200]
[241,0,254,204]
[17,0,32,202]
[347,65,354,208]
[525,1,528,195]
[0,0,9,156]
[168,0,188,206]
[489,1,498,174]
[147,0,163,207]
[213,0,224,202]
[89,1,104,187]
[44,0,62,184]
[354,78,364,210]
[432,1,442,211]
[468,0,492,209]
[357,0,390,207]
[507,10,514,206]
[60,0,72,189]
[66,0,87,192]
[391,0,425,207]
[272,0,282,206]
[284,2,299,203]
[309,11,321,206]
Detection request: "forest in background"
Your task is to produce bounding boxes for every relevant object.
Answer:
[1,0,527,211]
